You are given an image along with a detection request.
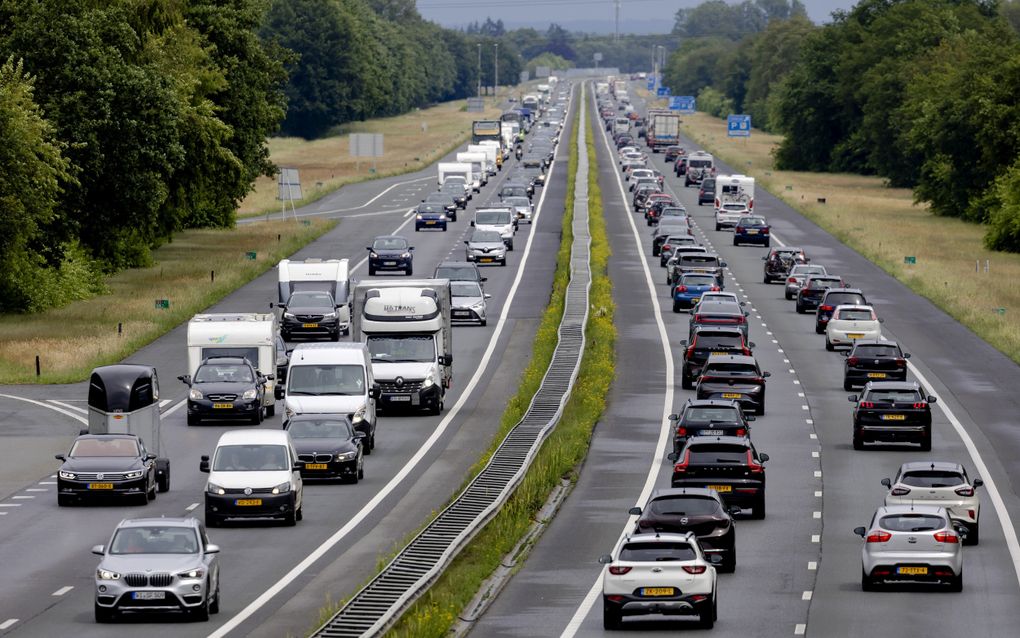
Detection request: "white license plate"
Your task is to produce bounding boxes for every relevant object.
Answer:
[699,429,724,436]
[389,396,411,402]
[384,261,397,266]
[132,591,166,600]
[747,229,759,234]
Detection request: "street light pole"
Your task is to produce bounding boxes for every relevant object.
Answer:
[494,42,499,103]
[477,43,482,97]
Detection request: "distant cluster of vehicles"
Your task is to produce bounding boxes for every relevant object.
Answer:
[53,82,573,623]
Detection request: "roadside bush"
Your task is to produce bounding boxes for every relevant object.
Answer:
[697,86,735,118]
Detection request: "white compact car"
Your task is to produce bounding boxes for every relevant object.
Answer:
[854,505,966,591]
[714,203,750,230]
[882,461,983,545]
[600,532,719,630]
[825,304,882,350]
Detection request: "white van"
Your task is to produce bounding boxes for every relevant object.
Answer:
[472,207,516,250]
[187,313,279,416]
[280,343,379,452]
[200,429,303,527]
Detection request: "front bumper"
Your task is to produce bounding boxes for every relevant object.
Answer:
[466,250,506,264]
[95,578,209,614]
[452,307,485,324]
[58,477,148,499]
[369,257,412,272]
[188,398,260,420]
[378,383,443,411]
[205,491,296,520]
[281,317,340,338]
[299,456,358,480]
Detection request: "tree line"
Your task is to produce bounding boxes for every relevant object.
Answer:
[662,0,1020,253]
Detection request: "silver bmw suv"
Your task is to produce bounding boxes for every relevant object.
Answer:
[92,517,221,622]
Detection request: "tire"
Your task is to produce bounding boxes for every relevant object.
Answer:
[716,223,722,231]
[602,602,622,631]
[406,267,413,276]
[756,395,765,416]
[764,274,772,285]
[357,460,365,480]
[508,241,514,251]
[266,404,275,418]
[862,570,876,592]
[673,301,682,313]
[296,505,303,521]
[205,509,222,528]
[250,407,262,426]
[135,491,149,506]
[500,259,506,266]
[853,432,864,451]
[795,303,805,314]
[209,584,220,614]
[147,480,156,502]
[330,330,340,342]
[815,324,825,335]
[481,319,487,326]
[192,593,210,622]
[785,290,793,300]
[966,522,980,546]
[681,369,694,390]
[157,467,170,493]
[920,432,932,452]
[721,550,736,573]
[699,598,715,629]
[844,380,854,392]
[949,572,963,592]
[825,338,834,352]
[751,494,766,519]
[187,414,200,426]
[95,603,115,623]
[764,239,771,247]
[283,508,297,527]
[733,238,739,246]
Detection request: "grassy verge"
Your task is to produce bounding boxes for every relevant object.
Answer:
[0,219,334,384]
[651,101,1020,363]
[382,89,615,638]
[238,97,507,218]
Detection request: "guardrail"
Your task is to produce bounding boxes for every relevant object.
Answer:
[311,86,593,638]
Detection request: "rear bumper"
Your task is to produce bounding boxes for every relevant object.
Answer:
[603,594,712,618]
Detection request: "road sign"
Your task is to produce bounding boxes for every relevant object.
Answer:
[593,53,603,62]
[670,95,695,114]
[277,168,302,201]
[349,133,384,157]
[727,114,751,137]
[535,66,551,78]
[904,256,916,265]
[466,97,485,113]
[519,70,529,83]
[657,86,671,97]
[646,77,655,90]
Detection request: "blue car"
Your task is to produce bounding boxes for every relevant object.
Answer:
[672,273,721,312]
[733,215,770,247]
[414,203,448,232]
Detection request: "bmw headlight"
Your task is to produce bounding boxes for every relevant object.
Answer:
[283,312,296,319]
[271,481,291,495]
[422,374,435,389]
[189,388,204,400]
[59,470,76,480]
[352,405,367,423]
[207,482,226,495]
[124,470,144,479]
[97,569,121,580]
[336,451,357,461]
[177,568,205,580]
[242,388,258,400]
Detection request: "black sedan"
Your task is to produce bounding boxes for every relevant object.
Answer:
[849,381,936,451]
[842,340,910,390]
[629,488,738,572]
[285,414,365,483]
[180,356,267,425]
[669,398,754,453]
[56,434,157,506]
[367,235,414,276]
[422,192,458,220]
[695,354,770,415]
[795,275,845,314]
[278,290,343,341]
[670,436,769,519]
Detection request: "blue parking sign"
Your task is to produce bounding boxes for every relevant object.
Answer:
[671,96,696,113]
[727,114,751,137]
[657,86,671,97]
[646,77,655,90]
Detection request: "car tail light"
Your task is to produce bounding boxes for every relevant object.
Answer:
[860,401,875,408]
[747,450,763,473]
[934,531,960,544]
[895,358,906,368]
[762,228,769,234]
[871,568,892,577]
[787,277,797,283]
[662,244,671,252]
[955,486,975,497]
[674,450,690,473]
[735,428,747,437]
[685,345,695,359]
[608,565,632,575]
[677,285,687,292]
[820,305,834,312]
[847,357,859,367]
[748,200,754,210]
[742,347,752,356]
[932,568,955,577]
[693,314,703,323]
[735,226,744,233]
[676,426,688,437]
[734,315,746,324]
[606,594,624,602]
[866,530,892,543]
[968,509,976,519]
[913,402,927,409]
[890,487,910,496]
[710,286,720,292]
[683,565,708,574]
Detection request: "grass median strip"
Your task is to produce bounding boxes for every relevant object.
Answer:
[0,219,333,384]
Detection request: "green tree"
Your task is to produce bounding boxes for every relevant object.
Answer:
[744,15,815,130]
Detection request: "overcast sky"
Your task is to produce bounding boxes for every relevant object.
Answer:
[416,0,856,33]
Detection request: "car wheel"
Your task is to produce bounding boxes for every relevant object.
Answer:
[815,324,825,334]
[825,338,835,352]
[764,239,771,247]
[751,494,766,519]
[795,303,805,314]
[672,301,682,313]
[415,227,421,232]
[756,396,765,416]
[283,508,297,527]
[843,379,854,392]
[764,274,772,284]
[442,226,448,232]
[508,241,514,251]
[209,583,220,614]
[187,414,200,426]
[357,458,365,480]
[602,602,622,630]
[147,481,157,502]
[949,573,963,592]
[721,550,736,573]
[966,522,980,546]
[920,433,932,452]
[861,570,876,592]
[267,404,277,418]
[192,593,211,622]
[853,432,864,451]
[205,509,222,528]
[785,291,793,300]
[406,267,413,276]
[733,238,739,246]
[500,259,507,266]
[94,602,115,623]
[250,408,262,426]
[699,597,715,629]
[681,371,693,390]
[296,504,303,521]
[716,223,722,231]
[481,319,487,326]
[330,330,340,342]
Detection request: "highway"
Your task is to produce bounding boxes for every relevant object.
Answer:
[468,85,1020,636]
[0,88,577,637]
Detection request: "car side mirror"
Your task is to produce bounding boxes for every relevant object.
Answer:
[199,457,210,473]
[205,544,221,554]
[292,462,304,472]
[881,478,892,488]
[178,375,191,385]
[667,413,679,422]
[841,350,850,357]
[285,349,294,356]
[55,454,66,461]
[973,478,984,488]
[667,452,678,461]
[804,258,811,262]
[848,394,859,402]
[728,506,742,516]
[628,506,642,516]
[761,256,768,261]
[266,374,275,381]
[145,453,157,461]
[463,241,469,245]
[598,554,613,565]
[927,396,937,404]
[269,302,275,309]
[720,262,728,268]
[470,221,475,226]
[903,352,911,359]
[679,340,687,346]
[484,293,492,299]
[91,545,105,556]
[439,354,453,366]
[366,246,373,251]
[877,317,885,323]
[409,247,415,251]
[853,526,867,538]
[370,384,381,400]
[749,342,756,349]
[758,453,770,463]
[708,554,723,565]
[481,277,488,282]
[762,371,771,378]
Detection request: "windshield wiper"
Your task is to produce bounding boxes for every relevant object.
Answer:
[320,392,357,396]
[287,391,319,396]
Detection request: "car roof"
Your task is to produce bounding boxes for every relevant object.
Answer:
[373,235,405,241]
[877,504,947,517]
[686,435,752,446]
[648,487,723,501]
[684,398,742,408]
[899,460,964,474]
[833,304,874,311]
[850,339,898,348]
[75,433,139,441]
[705,354,756,365]
[625,532,697,544]
[216,429,291,446]
[822,287,864,295]
[437,261,478,268]
[116,517,199,529]
[862,380,922,391]
[200,356,250,366]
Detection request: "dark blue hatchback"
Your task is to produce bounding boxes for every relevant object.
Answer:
[733,215,770,247]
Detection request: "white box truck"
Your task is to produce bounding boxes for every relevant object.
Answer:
[351,280,453,415]
[276,258,351,334]
[456,151,488,190]
[467,144,498,176]
[187,313,280,417]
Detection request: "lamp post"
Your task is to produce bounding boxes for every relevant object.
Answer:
[477,43,482,97]
[494,42,499,103]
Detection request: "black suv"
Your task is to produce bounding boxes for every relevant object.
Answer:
[670,436,769,518]
[55,434,157,506]
[849,381,936,451]
[278,290,343,341]
[629,488,738,572]
[698,177,716,206]
[762,247,808,283]
[669,398,754,452]
[695,354,770,415]
[367,235,414,276]
[816,288,868,334]
[179,356,269,425]
[664,146,683,162]
[842,340,910,390]
[681,327,754,389]
[795,275,846,314]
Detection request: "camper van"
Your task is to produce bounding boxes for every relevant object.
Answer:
[276,259,351,336]
[187,313,279,417]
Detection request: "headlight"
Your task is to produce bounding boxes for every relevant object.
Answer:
[97,569,120,580]
[401,252,412,259]
[370,252,379,258]
[422,374,435,389]
[59,470,76,480]
[189,388,204,400]
[352,405,367,423]
[283,312,296,319]
[177,568,205,580]
[416,214,423,220]
[285,405,295,419]
[207,482,225,495]
[323,311,337,319]
[471,301,486,310]
[271,481,291,495]
[242,388,258,400]
[336,451,357,461]
[124,470,144,479]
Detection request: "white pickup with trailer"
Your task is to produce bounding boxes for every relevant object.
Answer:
[456,151,488,191]
[351,280,453,415]
[187,313,279,417]
[467,144,498,175]
[276,259,351,334]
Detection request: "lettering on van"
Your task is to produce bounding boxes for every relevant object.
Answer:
[384,304,418,314]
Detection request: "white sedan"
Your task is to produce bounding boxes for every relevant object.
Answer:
[882,461,983,545]
[600,532,718,630]
[825,304,882,350]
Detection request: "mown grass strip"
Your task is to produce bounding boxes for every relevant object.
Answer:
[0,219,334,384]
[381,87,615,638]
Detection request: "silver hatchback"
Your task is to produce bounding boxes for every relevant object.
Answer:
[92,517,221,622]
[854,504,965,591]
[464,230,507,266]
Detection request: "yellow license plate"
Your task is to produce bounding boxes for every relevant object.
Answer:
[212,403,233,409]
[747,229,758,234]
[480,258,493,263]
[882,414,907,421]
[235,499,262,506]
[848,333,865,339]
[708,484,732,493]
[88,483,114,490]
[712,352,729,356]
[722,393,741,399]
[867,372,887,378]
[302,323,319,328]
[691,298,700,304]
[425,221,436,225]
[897,566,928,576]
[305,463,328,470]
[641,587,675,597]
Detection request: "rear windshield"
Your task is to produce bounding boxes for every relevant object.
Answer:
[836,308,873,321]
[681,275,717,287]
[809,278,842,289]
[689,160,712,168]
[852,345,899,357]
[681,256,719,266]
[476,212,511,224]
[689,444,747,464]
[705,363,758,376]
[739,217,766,226]
[684,406,742,423]
[693,335,743,349]
[619,542,696,562]
[825,292,866,306]
[791,265,826,276]
[879,514,944,532]
[900,471,965,488]
[436,266,478,280]
[647,497,721,517]
[865,389,922,403]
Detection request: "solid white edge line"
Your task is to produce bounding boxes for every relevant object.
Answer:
[0,394,86,425]
[208,88,574,638]
[559,86,677,638]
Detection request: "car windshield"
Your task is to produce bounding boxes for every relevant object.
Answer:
[705,363,758,376]
[647,497,722,517]
[837,308,873,321]
[809,279,842,289]
[865,389,922,403]
[212,444,289,471]
[619,542,696,562]
[109,526,199,555]
[476,212,511,225]
[693,335,742,350]
[684,406,741,423]
[791,265,826,277]
[853,345,899,357]
[287,419,353,440]
[70,438,139,458]
[418,204,444,214]
[681,275,717,287]
[739,217,766,225]
[195,363,254,384]
[826,293,866,306]
[287,291,334,309]
[661,209,687,217]
[505,197,530,207]
[879,514,945,533]
[681,256,719,266]
[287,364,365,395]
[436,265,478,281]
[689,444,748,464]
[689,160,712,168]
[471,231,503,243]
[367,335,435,363]
[900,470,965,488]
[373,237,407,251]
[451,282,482,297]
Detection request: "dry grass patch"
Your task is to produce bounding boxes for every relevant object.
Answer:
[664,107,1020,362]
[0,220,333,384]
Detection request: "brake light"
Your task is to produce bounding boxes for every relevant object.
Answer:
[608,565,632,575]
[820,305,834,312]
[735,226,743,233]
[761,228,769,234]
[735,428,747,437]
[677,285,687,292]
[734,315,746,324]
[662,244,671,251]
[693,314,703,323]
[890,487,910,496]
[934,531,959,544]
[847,357,859,367]
[747,450,763,473]
[674,450,690,473]
[860,401,874,408]
[787,277,797,283]
[895,358,906,368]
[676,426,688,437]
[955,486,974,497]
[685,345,695,359]
[710,286,720,292]
[748,200,754,210]
[913,402,928,409]
[742,347,752,356]
[866,531,892,543]
[683,565,708,574]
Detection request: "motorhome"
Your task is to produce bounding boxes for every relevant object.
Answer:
[187,313,279,416]
[456,151,488,190]
[467,144,498,175]
[685,151,716,186]
[715,174,755,211]
[438,162,473,198]
[276,259,351,334]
